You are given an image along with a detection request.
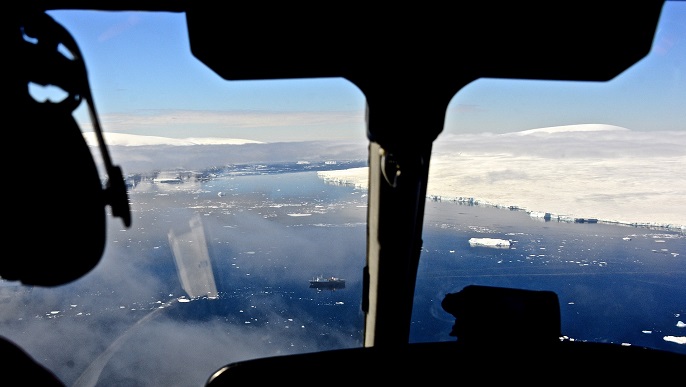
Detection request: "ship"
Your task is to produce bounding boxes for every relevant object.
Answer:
[309,275,345,289]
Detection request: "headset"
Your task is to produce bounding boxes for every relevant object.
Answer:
[5,10,131,286]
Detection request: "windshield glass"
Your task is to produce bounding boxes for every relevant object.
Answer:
[410,1,686,350]
[2,3,684,387]
[4,9,369,386]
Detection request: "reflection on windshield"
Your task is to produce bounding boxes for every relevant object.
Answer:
[169,213,218,299]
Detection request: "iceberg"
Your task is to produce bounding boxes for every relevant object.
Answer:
[529,211,552,220]
[469,238,512,249]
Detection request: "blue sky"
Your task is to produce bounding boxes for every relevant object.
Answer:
[45,2,685,142]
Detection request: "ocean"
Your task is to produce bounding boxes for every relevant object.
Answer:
[1,169,684,386]
[415,200,686,352]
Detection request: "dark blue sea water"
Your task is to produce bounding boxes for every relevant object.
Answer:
[415,201,686,353]
[1,169,684,386]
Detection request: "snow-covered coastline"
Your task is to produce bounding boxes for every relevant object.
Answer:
[319,167,685,233]
[318,125,686,233]
[85,125,685,232]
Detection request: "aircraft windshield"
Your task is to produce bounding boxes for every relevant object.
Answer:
[2,3,684,386]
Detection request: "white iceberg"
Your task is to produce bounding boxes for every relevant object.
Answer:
[469,238,512,249]
[529,211,552,220]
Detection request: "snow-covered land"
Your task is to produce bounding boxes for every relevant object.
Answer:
[83,124,684,231]
[318,124,686,231]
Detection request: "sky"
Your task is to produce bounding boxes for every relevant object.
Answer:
[41,2,685,142]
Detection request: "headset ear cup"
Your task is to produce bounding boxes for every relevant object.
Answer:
[7,102,106,287]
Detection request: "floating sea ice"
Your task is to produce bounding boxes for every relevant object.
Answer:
[468,237,512,248]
